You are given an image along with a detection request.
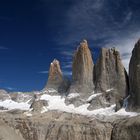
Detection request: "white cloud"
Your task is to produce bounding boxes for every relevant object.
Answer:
[104,32,140,71]
[6,87,15,91]
[38,71,49,74]
[54,0,140,74]
[60,51,73,57]
[63,71,72,76]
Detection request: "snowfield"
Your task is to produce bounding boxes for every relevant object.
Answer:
[0,99,30,110]
[40,94,140,117]
[0,92,139,118]
[87,93,102,102]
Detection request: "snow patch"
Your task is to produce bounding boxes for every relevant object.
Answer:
[87,93,102,102]
[1,93,139,118]
[40,94,115,116]
[43,88,57,93]
[41,106,48,113]
[106,88,114,92]
[114,108,140,117]
[0,99,30,110]
[67,93,80,99]
[40,94,140,118]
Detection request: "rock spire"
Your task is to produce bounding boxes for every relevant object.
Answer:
[69,40,94,96]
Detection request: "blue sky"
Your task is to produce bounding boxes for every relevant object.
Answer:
[0,0,140,91]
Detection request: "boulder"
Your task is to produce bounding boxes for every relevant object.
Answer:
[30,100,48,112]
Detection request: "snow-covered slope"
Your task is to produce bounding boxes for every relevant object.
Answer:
[0,99,30,110]
[0,90,139,118]
[40,94,139,117]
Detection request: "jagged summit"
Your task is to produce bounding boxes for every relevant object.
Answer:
[79,39,88,48]
[44,59,70,93]
[46,59,63,87]
[94,47,129,107]
[69,40,94,96]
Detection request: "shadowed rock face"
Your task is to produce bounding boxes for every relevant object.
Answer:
[44,59,70,93]
[128,39,140,110]
[0,111,112,140]
[69,40,94,95]
[112,116,140,140]
[94,48,129,98]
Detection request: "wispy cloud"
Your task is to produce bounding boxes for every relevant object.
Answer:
[55,0,136,46]
[104,32,140,71]
[38,71,49,74]
[63,71,72,76]
[54,0,140,71]
[60,51,73,57]
[62,61,72,69]
[0,46,8,50]
[5,87,16,91]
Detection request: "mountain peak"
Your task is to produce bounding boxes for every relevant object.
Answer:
[44,59,63,90]
[69,40,94,95]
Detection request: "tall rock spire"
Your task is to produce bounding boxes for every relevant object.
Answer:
[69,40,94,96]
[128,39,140,111]
[94,47,129,98]
[44,59,70,93]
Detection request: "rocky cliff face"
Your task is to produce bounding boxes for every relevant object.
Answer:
[112,116,140,140]
[94,48,129,110]
[94,48,128,96]
[0,111,112,140]
[69,40,94,96]
[128,39,140,111]
[0,111,140,140]
[44,59,70,94]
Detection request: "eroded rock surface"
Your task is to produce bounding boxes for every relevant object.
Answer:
[0,111,112,140]
[95,48,128,96]
[112,116,140,140]
[94,48,129,110]
[128,39,140,111]
[30,100,48,112]
[0,110,139,140]
[44,59,70,94]
[69,40,94,97]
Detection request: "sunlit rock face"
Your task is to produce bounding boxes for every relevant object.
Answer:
[128,39,140,111]
[44,59,70,94]
[94,47,129,96]
[69,40,94,96]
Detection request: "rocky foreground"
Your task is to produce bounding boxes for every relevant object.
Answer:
[0,110,140,140]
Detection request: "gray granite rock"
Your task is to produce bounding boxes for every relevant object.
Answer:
[128,39,140,111]
[44,59,70,94]
[69,40,94,97]
[94,48,129,110]
[30,100,48,112]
